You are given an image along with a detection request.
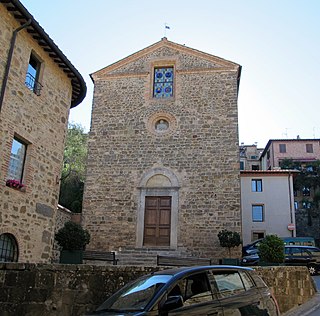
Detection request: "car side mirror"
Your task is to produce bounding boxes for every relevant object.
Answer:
[161,295,183,312]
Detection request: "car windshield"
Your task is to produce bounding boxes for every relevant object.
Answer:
[96,274,172,312]
[305,248,320,256]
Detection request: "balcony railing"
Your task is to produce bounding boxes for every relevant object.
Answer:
[25,72,43,96]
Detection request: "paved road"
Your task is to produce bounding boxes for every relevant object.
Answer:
[312,275,320,291]
[304,276,320,316]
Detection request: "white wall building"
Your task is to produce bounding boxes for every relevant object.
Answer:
[241,170,297,245]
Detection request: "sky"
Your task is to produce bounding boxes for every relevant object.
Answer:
[20,0,320,148]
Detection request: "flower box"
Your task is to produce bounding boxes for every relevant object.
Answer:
[6,179,25,190]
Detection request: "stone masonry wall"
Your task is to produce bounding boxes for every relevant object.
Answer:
[254,266,316,314]
[0,263,316,316]
[83,40,241,259]
[0,4,73,262]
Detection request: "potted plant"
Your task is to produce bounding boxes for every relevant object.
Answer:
[55,221,90,264]
[258,234,285,265]
[218,229,241,265]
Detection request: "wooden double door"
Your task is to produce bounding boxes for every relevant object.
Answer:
[143,196,171,246]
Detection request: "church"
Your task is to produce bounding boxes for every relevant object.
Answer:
[82,38,242,260]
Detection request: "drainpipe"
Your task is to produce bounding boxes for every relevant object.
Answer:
[288,172,295,237]
[0,19,32,112]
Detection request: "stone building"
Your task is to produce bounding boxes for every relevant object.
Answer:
[0,0,86,262]
[83,38,242,260]
[239,143,263,171]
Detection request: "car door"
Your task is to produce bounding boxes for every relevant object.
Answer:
[285,247,307,265]
[166,272,223,316]
[208,269,267,316]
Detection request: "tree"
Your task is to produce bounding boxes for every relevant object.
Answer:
[280,159,320,226]
[258,235,284,264]
[280,159,320,193]
[217,229,241,257]
[58,123,88,213]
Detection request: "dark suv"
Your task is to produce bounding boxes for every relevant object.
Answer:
[285,245,320,275]
[86,265,279,315]
[242,245,320,275]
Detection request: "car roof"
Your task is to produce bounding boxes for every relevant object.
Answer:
[151,265,253,278]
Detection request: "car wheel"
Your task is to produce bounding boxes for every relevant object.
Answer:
[308,264,317,276]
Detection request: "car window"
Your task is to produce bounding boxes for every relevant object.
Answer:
[182,272,214,306]
[301,250,311,256]
[209,271,246,298]
[291,248,302,255]
[310,249,320,256]
[97,274,172,311]
[286,247,302,255]
[284,247,290,255]
[248,240,261,250]
[239,271,255,290]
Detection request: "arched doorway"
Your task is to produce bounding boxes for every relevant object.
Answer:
[0,233,19,262]
[136,168,180,248]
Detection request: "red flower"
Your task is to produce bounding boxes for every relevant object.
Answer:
[6,179,25,189]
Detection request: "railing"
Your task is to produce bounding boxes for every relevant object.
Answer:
[25,72,42,96]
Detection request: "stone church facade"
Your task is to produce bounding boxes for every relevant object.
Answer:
[83,38,241,259]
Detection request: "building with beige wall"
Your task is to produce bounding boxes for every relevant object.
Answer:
[260,138,320,170]
[240,143,263,171]
[241,170,297,245]
[0,0,86,262]
[83,38,242,259]
[260,138,320,245]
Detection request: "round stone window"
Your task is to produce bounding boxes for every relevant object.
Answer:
[155,119,169,132]
[147,112,177,136]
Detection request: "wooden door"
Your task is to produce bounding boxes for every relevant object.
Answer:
[143,196,171,246]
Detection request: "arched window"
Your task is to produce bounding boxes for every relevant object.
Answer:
[0,233,19,262]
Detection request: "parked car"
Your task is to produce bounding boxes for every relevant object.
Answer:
[285,245,320,275]
[242,237,315,256]
[242,239,263,256]
[86,265,279,315]
[241,253,260,266]
[241,245,320,275]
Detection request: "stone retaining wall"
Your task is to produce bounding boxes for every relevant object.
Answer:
[0,263,316,315]
[254,266,316,313]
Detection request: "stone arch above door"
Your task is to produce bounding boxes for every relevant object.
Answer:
[136,167,180,249]
[139,167,180,188]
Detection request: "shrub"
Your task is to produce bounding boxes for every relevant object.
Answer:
[258,235,285,264]
[55,221,90,250]
[218,229,241,257]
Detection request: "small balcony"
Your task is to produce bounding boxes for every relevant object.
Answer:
[25,72,43,96]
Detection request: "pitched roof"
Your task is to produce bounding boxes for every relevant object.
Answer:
[1,0,86,107]
[91,37,241,85]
